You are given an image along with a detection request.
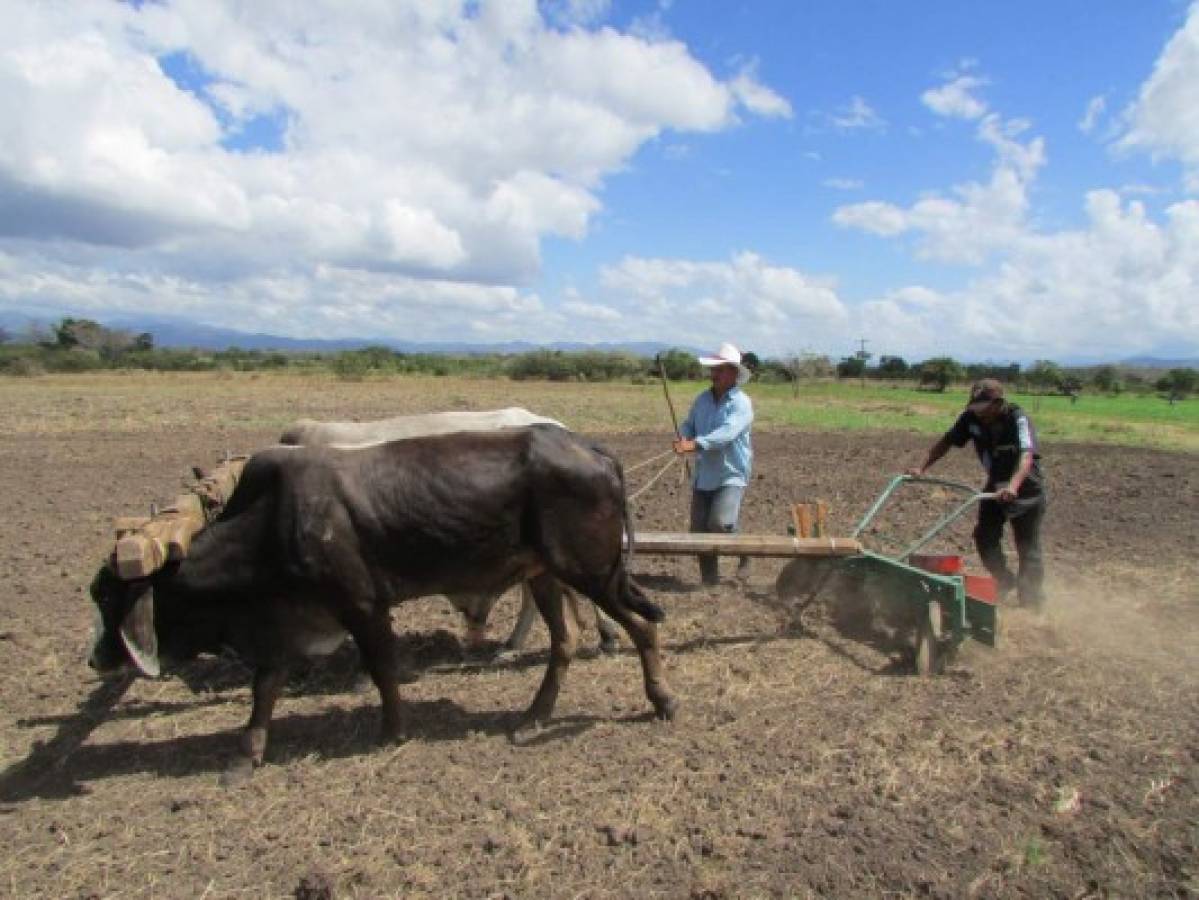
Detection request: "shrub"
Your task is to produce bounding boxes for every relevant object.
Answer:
[916,357,965,392]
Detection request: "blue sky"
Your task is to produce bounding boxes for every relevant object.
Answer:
[2,0,1198,361]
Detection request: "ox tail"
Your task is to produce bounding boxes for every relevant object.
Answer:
[588,439,663,622]
[589,442,636,570]
[616,569,664,623]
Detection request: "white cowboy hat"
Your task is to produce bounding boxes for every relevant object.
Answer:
[697,342,752,386]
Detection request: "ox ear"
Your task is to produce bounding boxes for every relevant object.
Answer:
[119,587,160,678]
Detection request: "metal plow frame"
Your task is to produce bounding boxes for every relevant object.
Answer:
[847,475,999,672]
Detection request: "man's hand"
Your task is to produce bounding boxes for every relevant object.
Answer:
[673,438,697,455]
[995,483,1018,503]
[905,466,925,477]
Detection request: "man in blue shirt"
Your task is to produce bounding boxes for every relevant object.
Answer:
[909,378,1047,609]
[672,343,755,586]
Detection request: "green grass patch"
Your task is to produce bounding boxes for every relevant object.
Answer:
[1,372,1195,452]
[741,380,1199,451]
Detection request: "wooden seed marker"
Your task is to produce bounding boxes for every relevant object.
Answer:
[791,500,829,539]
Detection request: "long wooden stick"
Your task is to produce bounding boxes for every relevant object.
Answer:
[656,354,691,481]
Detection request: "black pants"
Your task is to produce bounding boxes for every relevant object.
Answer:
[974,490,1047,608]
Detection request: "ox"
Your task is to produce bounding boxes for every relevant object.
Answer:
[277,407,566,446]
[89,426,677,779]
[279,408,620,655]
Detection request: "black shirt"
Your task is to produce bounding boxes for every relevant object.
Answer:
[946,404,1044,492]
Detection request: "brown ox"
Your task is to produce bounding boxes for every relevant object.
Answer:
[89,427,676,780]
[279,408,619,654]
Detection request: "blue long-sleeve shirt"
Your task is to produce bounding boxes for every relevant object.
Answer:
[679,386,754,490]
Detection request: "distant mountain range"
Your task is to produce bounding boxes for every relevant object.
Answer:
[1,308,1195,366]
[1118,355,1199,369]
[0,310,685,357]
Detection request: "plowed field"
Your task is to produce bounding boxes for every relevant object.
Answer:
[0,376,1194,898]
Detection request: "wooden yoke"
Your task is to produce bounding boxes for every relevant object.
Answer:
[111,455,248,580]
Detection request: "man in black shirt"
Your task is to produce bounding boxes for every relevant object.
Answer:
[909,379,1047,609]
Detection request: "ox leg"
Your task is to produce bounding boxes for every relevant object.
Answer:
[594,602,620,654]
[223,665,288,785]
[503,586,617,657]
[503,581,539,653]
[592,593,678,722]
[345,612,406,743]
[517,575,577,732]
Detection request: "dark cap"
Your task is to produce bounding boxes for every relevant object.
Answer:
[966,378,1005,412]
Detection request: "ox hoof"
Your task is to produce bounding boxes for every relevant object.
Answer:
[219,756,256,788]
[653,696,680,722]
[597,639,620,656]
[510,717,546,746]
[380,727,409,746]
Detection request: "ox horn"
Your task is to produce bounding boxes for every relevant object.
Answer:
[119,588,161,678]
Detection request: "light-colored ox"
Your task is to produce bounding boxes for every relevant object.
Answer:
[279,408,620,655]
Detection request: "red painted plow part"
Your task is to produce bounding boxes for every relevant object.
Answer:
[910,554,997,604]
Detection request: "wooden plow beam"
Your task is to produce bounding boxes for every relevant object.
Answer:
[111,455,249,580]
[630,532,861,558]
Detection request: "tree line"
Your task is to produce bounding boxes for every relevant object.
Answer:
[0,318,1195,398]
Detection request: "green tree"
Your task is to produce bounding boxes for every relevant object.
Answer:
[1025,359,1064,394]
[1090,364,1122,394]
[875,355,909,379]
[916,356,965,392]
[1155,368,1198,399]
[836,355,865,378]
[655,348,702,381]
[54,317,99,349]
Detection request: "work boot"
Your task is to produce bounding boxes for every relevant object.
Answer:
[1018,589,1046,611]
[993,571,1017,604]
[735,556,751,582]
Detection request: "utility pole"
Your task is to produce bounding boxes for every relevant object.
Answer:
[854,337,871,389]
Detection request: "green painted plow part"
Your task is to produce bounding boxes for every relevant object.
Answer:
[839,550,997,648]
[773,474,1000,672]
[844,474,999,670]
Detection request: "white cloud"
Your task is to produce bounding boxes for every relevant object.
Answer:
[729,64,793,119]
[0,251,546,342]
[822,177,864,191]
[831,95,885,131]
[921,74,988,120]
[1117,2,1199,191]
[562,298,622,322]
[834,93,1044,265]
[858,193,1199,359]
[839,50,1199,359]
[1079,94,1106,134]
[546,0,612,28]
[0,0,788,339]
[596,251,848,351]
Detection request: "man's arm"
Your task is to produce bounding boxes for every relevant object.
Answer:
[908,434,952,476]
[996,450,1034,502]
[674,397,700,453]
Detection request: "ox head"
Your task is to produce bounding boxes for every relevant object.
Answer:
[88,565,160,678]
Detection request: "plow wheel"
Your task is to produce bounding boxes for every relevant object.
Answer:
[914,599,944,676]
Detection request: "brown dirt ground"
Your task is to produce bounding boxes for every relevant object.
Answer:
[0,380,1196,898]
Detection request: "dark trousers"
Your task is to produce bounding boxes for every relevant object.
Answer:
[974,491,1047,608]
